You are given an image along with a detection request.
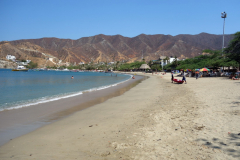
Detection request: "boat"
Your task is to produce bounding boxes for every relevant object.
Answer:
[173,79,184,84]
[12,65,29,72]
[62,68,70,71]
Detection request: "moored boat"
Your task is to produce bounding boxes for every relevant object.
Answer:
[12,65,28,72]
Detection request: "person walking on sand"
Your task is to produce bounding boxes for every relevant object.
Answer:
[171,72,174,83]
[182,71,187,84]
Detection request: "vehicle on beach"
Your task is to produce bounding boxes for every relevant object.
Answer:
[12,65,28,72]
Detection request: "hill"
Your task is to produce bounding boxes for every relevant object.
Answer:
[0,33,233,68]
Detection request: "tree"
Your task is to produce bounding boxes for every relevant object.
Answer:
[224,32,240,69]
[173,56,178,67]
[26,61,38,69]
[164,56,170,64]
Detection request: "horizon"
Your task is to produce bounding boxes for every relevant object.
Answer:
[1,0,239,41]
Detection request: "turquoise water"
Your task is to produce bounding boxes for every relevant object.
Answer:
[0,69,131,111]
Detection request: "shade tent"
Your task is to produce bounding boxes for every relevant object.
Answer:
[139,64,151,69]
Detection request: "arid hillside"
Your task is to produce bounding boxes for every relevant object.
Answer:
[0,33,233,67]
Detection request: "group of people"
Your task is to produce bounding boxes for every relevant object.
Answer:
[171,71,187,84]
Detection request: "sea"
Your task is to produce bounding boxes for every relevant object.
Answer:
[0,69,131,112]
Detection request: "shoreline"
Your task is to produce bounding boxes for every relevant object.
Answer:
[0,74,146,146]
[0,71,132,112]
[0,72,239,159]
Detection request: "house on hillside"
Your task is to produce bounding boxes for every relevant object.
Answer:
[169,56,180,63]
[15,60,31,66]
[6,55,16,62]
[108,62,114,65]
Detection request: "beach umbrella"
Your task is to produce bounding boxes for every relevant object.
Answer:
[195,69,200,71]
[139,64,151,69]
[200,68,210,72]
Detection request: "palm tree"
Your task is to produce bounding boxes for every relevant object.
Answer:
[165,56,170,64]
[173,56,178,67]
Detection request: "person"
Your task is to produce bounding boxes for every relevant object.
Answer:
[182,71,187,84]
[171,72,174,83]
[132,76,135,79]
[232,74,239,80]
[196,71,199,80]
[71,76,74,79]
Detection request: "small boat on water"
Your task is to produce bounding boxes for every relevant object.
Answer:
[12,65,28,72]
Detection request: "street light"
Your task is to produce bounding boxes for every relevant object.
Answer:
[221,11,227,53]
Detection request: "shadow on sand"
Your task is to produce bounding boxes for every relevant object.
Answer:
[196,133,240,158]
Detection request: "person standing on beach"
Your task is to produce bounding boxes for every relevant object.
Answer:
[171,72,174,83]
[182,72,187,84]
[196,71,199,79]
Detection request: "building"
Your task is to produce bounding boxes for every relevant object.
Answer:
[6,55,16,61]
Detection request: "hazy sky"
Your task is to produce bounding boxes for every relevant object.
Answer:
[0,0,239,41]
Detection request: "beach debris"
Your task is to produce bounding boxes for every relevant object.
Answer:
[89,125,93,127]
[30,154,32,156]
[157,139,161,141]
[175,126,181,130]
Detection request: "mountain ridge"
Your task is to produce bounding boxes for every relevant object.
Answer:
[0,33,233,68]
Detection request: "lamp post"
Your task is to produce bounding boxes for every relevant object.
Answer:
[221,12,227,54]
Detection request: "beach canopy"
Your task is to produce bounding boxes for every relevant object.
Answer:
[139,64,151,69]
[200,68,210,72]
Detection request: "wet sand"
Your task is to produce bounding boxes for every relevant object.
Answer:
[0,72,239,160]
[0,75,145,146]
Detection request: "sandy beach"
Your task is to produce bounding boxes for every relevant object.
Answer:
[0,72,239,159]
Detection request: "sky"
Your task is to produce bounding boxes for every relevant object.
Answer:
[0,0,239,41]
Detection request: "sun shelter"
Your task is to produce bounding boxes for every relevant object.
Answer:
[200,68,210,72]
[139,64,151,71]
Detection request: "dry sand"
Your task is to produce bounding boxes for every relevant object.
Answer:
[0,72,239,160]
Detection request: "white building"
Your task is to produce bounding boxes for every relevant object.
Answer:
[108,62,115,65]
[16,60,31,66]
[6,55,16,61]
